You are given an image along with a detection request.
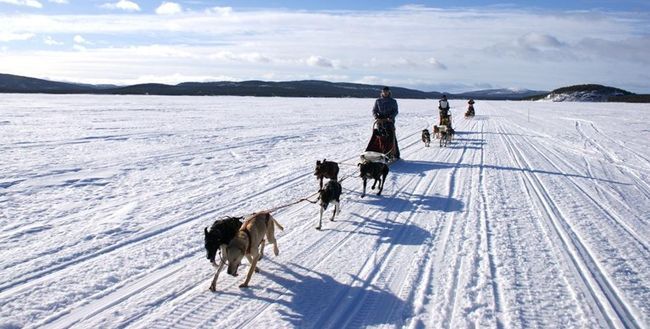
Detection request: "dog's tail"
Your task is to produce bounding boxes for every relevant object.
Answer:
[271,215,285,231]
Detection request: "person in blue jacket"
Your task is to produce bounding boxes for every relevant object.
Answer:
[371,87,400,159]
[373,86,399,121]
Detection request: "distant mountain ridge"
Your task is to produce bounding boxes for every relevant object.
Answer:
[530,84,649,102]
[455,88,547,100]
[1,73,444,98]
[0,73,646,102]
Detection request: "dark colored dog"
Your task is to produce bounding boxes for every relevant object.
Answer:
[317,180,342,230]
[315,159,339,190]
[422,129,431,147]
[358,161,389,197]
[204,216,243,291]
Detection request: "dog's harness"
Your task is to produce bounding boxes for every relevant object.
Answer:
[242,228,253,254]
[241,213,272,254]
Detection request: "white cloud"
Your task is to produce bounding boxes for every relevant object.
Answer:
[395,58,418,67]
[427,57,447,70]
[43,36,63,45]
[0,0,42,8]
[130,45,195,58]
[306,55,334,68]
[73,35,87,44]
[0,7,648,92]
[205,6,232,16]
[48,0,68,3]
[72,44,86,51]
[101,0,140,12]
[156,1,182,15]
[518,32,565,50]
[0,32,35,42]
[210,51,271,63]
[355,76,385,85]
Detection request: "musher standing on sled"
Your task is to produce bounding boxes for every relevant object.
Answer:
[372,86,400,159]
[438,94,452,128]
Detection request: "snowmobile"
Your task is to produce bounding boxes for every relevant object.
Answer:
[361,118,399,163]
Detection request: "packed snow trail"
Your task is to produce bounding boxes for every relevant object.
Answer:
[0,95,648,328]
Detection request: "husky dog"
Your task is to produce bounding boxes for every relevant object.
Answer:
[315,159,339,190]
[422,129,431,147]
[432,125,441,139]
[204,217,243,291]
[317,180,342,230]
[358,161,389,197]
[226,212,284,288]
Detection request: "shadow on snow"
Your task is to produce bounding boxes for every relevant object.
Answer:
[220,261,412,328]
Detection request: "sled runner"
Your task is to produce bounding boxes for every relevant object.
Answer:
[364,119,399,161]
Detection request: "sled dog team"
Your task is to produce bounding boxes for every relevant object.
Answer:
[204,156,389,290]
[204,93,475,290]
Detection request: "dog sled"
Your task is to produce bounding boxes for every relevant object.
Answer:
[465,99,475,118]
[363,119,399,162]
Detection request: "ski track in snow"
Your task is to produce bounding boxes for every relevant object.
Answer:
[1,95,648,329]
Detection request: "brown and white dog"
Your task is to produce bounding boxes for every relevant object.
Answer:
[226,212,284,288]
[432,125,441,139]
[422,129,431,147]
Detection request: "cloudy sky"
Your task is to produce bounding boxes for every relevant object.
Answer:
[1,0,649,92]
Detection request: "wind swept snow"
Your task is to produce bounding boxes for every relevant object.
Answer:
[1,95,648,328]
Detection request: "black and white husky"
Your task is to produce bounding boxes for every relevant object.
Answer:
[317,180,342,230]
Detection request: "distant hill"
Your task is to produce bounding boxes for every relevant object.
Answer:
[455,88,547,100]
[105,80,443,98]
[0,73,97,93]
[0,73,646,102]
[531,84,635,102]
[0,74,441,99]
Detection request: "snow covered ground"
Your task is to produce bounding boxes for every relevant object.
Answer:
[1,95,648,329]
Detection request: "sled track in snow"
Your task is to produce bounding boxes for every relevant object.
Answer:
[0,167,311,300]
[497,121,642,329]
[518,124,650,254]
[575,121,650,201]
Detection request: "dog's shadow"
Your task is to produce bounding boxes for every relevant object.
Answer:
[342,215,431,246]
[247,261,413,327]
[356,191,464,214]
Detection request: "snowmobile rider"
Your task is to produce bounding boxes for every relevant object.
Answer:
[438,94,451,127]
[372,86,400,159]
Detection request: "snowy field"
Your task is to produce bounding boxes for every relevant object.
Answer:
[1,94,649,329]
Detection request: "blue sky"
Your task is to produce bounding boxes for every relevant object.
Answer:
[1,0,649,92]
